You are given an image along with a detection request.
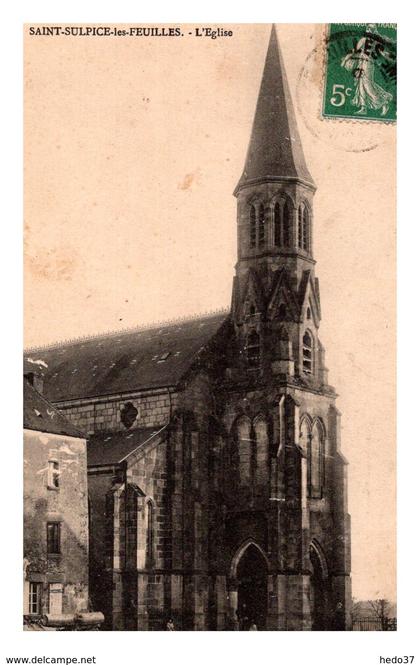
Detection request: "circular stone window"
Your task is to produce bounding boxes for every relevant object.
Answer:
[120,402,138,429]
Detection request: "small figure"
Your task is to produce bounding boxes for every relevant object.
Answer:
[340,24,393,116]
[249,620,258,631]
[166,617,175,631]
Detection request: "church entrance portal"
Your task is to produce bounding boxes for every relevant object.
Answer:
[236,544,268,630]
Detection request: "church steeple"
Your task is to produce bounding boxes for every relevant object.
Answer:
[233,25,317,274]
[231,26,325,386]
[235,25,314,195]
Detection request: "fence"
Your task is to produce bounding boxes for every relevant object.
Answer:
[352,617,397,631]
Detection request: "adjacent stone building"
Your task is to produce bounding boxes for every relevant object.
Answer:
[23,365,89,621]
[24,26,351,630]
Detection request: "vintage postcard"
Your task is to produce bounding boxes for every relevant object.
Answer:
[23,23,396,634]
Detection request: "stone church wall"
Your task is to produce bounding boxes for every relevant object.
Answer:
[56,389,178,435]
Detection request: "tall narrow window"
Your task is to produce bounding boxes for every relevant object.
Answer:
[29,582,42,614]
[298,203,310,251]
[299,418,310,457]
[310,422,323,498]
[254,418,269,485]
[303,331,313,375]
[298,204,304,249]
[258,204,265,247]
[250,205,257,248]
[47,522,61,555]
[237,417,252,485]
[303,205,310,251]
[246,331,260,367]
[278,303,287,320]
[283,199,292,247]
[274,202,281,246]
[47,460,59,489]
[146,501,154,568]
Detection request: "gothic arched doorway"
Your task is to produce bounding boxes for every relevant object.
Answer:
[235,543,268,630]
[309,542,329,630]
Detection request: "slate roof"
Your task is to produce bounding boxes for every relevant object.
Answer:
[87,426,165,466]
[24,311,229,403]
[235,25,314,194]
[23,380,85,438]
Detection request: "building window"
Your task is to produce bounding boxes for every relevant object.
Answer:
[283,199,292,247]
[246,331,260,367]
[146,501,154,568]
[307,307,311,320]
[250,205,257,248]
[236,417,252,485]
[47,522,61,555]
[258,204,265,247]
[278,303,287,320]
[47,460,60,489]
[274,202,281,246]
[303,331,313,375]
[299,418,310,457]
[298,203,310,251]
[298,204,303,248]
[303,206,310,251]
[310,422,324,498]
[29,582,42,615]
[120,401,138,429]
[254,417,269,485]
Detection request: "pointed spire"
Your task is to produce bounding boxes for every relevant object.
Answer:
[235,25,314,194]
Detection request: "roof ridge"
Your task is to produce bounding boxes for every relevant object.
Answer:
[25,307,230,353]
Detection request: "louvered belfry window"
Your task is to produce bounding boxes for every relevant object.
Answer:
[258,204,265,247]
[274,202,281,246]
[250,205,257,248]
[303,331,313,374]
[247,331,261,367]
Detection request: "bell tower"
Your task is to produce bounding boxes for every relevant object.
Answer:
[222,26,351,631]
[231,25,325,385]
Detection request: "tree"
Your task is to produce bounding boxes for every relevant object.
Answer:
[350,597,364,623]
[368,599,391,630]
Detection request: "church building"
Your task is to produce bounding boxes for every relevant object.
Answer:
[24,26,351,630]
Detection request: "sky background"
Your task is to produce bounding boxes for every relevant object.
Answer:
[24,23,396,601]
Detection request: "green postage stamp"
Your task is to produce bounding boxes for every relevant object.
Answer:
[323,23,397,122]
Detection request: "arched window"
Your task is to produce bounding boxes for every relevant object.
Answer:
[258,204,265,247]
[283,199,292,247]
[274,202,281,247]
[299,418,310,457]
[307,307,311,320]
[146,500,154,568]
[277,325,290,360]
[310,422,324,498]
[246,331,260,367]
[303,330,313,375]
[278,303,287,320]
[254,418,269,485]
[236,417,252,485]
[250,205,257,248]
[298,203,310,251]
[303,205,310,251]
[298,204,304,249]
